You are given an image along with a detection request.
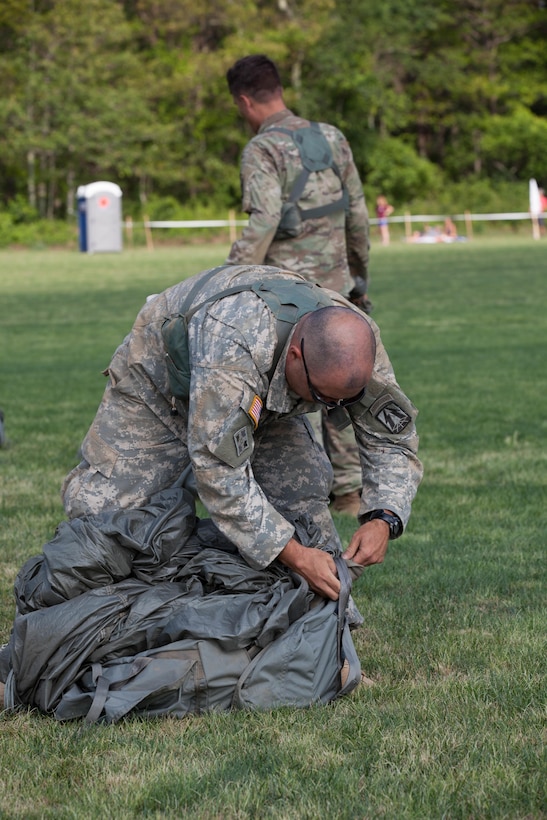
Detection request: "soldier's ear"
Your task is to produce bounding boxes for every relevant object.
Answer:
[286,342,303,365]
[237,94,253,111]
[284,343,306,394]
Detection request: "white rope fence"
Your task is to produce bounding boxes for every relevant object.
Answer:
[124,210,543,248]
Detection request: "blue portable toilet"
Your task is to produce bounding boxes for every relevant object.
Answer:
[77,181,123,253]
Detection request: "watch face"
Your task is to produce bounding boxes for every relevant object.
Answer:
[370,510,401,538]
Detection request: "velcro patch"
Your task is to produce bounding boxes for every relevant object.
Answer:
[233,425,251,458]
[374,402,411,434]
[247,394,263,429]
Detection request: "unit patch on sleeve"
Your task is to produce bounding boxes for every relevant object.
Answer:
[233,425,251,457]
[375,402,411,434]
[247,394,263,429]
[212,410,255,468]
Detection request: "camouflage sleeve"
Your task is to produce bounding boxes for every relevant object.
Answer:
[187,295,296,568]
[347,318,423,529]
[336,132,370,284]
[226,141,281,265]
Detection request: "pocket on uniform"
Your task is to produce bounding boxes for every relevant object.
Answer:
[81,427,120,478]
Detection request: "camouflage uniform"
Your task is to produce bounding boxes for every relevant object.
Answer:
[62,265,422,570]
[227,110,369,296]
[227,109,370,497]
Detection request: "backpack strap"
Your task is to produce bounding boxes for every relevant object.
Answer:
[264,121,349,220]
[249,278,333,379]
[161,273,334,399]
[185,277,333,378]
[177,264,234,316]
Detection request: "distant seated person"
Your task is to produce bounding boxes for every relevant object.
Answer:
[442,218,458,240]
[440,217,466,242]
[409,224,441,244]
[409,219,466,244]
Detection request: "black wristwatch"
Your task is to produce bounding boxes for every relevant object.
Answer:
[362,509,403,540]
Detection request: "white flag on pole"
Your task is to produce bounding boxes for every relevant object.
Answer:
[529,178,541,216]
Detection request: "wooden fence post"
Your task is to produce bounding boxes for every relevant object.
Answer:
[143,214,154,251]
[228,209,236,244]
[404,211,412,240]
[464,210,474,240]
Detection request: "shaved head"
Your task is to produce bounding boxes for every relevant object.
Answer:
[295,307,376,392]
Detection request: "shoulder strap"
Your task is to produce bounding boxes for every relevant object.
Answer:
[264,122,348,219]
[162,273,334,399]
[178,264,234,316]
[185,276,333,378]
[250,278,333,378]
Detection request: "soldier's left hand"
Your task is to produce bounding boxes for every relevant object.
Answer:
[342,519,390,566]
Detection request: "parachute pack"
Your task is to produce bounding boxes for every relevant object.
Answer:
[265,121,349,240]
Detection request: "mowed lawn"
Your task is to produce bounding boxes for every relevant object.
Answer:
[0,238,545,819]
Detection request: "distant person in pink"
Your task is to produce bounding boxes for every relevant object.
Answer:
[376,195,394,245]
[539,188,547,236]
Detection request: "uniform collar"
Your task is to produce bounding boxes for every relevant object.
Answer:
[258,109,294,134]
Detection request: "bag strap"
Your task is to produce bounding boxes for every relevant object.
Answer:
[181,276,333,381]
[178,264,234,317]
[85,657,152,724]
[334,556,352,663]
[264,121,348,218]
[334,556,362,696]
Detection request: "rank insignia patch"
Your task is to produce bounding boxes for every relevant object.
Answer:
[233,425,251,457]
[247,394,263,429]
[376,402,411,434]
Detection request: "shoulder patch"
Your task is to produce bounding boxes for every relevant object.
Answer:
[233,425,251,457]
[247,395,263,430]
[374,401,411,434]
[211,409,255,469]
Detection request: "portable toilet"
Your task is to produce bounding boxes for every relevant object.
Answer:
[77,181,123,253]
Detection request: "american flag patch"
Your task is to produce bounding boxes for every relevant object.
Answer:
[247,395,263,429]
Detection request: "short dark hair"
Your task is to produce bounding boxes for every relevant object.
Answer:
[226,55,283,102]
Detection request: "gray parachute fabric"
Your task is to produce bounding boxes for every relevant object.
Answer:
[2,489,362,722]
[234,557,361,709]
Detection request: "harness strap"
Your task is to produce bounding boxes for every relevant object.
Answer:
[264,121,348,219]
[185,277,333,380]
[162,272,334,400]
[178,264,234,317]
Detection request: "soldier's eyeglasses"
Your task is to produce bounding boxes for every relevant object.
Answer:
[300,338,366,409]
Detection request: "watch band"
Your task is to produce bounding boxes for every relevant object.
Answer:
[362,509,403,540]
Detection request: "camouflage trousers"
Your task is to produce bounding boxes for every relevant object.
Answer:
[61,380,342,556]
[309,410,362,496]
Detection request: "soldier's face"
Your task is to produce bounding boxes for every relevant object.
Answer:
[285,341,367,408]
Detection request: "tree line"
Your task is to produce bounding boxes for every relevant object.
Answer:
[0,0,546,225]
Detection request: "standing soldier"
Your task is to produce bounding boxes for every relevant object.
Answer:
[225,54,371,516]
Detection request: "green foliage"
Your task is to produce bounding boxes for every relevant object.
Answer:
[1,240,546,817]
[0,213,14,247]
[481,106,547,181]
[0,212,76,248]
[0,0,546,219]
[405,179,530,216]
[146,195,186,221]
[364,137,443,205]
[6,194,38,224]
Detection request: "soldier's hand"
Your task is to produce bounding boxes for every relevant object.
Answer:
[342,519,390,566]
[278,538,340,600]
[348,276,373,315]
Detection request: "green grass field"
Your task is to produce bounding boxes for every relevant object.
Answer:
[1,238,546,819]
